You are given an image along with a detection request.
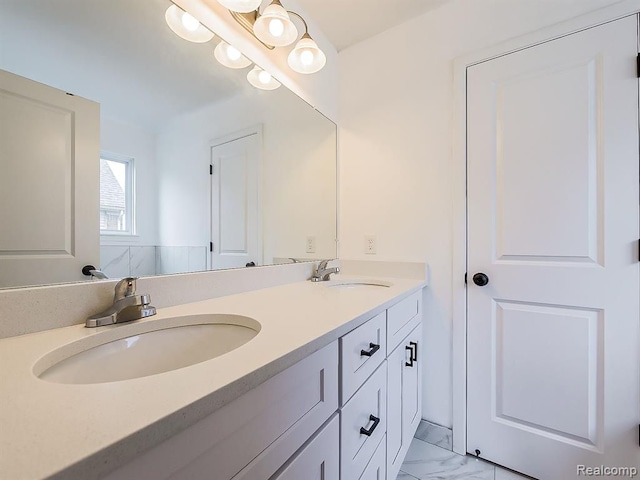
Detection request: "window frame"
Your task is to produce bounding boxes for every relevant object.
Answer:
[99,151,136,237]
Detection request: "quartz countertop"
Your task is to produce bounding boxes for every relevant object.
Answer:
[0,275,425,480]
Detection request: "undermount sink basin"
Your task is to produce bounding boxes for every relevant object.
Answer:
[326,280,393,290]
[35,314,260,384]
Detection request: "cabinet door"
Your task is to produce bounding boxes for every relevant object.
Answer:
[387,323,422,480]
[359,435,386,480]
[270,415,339,480]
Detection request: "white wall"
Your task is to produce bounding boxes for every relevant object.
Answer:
[100,116,158,247]
[338,0,629,428]
[155,89,337,265]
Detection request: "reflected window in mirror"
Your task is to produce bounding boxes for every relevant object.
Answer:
[99,152,135,236]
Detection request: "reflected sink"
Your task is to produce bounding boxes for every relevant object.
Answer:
[326,280,393,290]
[35,314,260,384]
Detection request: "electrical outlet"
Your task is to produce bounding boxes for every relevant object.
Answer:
[364,235,377,255]
[306,236,316,254]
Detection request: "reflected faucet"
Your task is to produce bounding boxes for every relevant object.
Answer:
[81,264,109,280]
[311,259,340,282]
[86,277,156,328]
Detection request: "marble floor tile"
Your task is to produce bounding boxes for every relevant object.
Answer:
[415,420,453,450]
[400,438,495,480]
[398,472,421,480]
[495,466,531,480]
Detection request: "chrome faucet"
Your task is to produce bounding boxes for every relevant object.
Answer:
[311,259,340,282]
[86,277,156,328]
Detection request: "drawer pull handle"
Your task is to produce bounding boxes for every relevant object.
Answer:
[360,343,380,357]
[405,345,414,367]
[410,341,418,361]
[405,341,418,367]
[360,414,380,436]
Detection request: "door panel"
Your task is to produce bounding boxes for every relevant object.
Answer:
[0,69,100,287]
[211,133,261,270]
[467,16,639,479]
[496,61,600,263]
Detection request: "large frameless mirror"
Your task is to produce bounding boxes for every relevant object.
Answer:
[0,0,337,289]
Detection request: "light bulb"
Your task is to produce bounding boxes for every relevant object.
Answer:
[287,35,326,74]
[268,18,284,37]
[258,70,272,84]
[214,41,251,69]
[253,2,298,47]
[181,12,200,32]
[300,50,314,66]
[227,45,241,61]
[165,5,214,43]
[247,66,281,90]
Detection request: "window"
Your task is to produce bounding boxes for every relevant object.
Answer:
[99,153,134,235]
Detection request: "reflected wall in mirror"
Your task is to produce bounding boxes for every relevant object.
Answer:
[0,0,337,289]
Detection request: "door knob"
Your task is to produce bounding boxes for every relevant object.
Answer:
[473,273,489,286]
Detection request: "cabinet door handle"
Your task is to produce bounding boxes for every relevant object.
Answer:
[405,345,415,367]
[405,341,418,367]
[361,343,380,357]
[410,341,418,362]
[359,414,380,436]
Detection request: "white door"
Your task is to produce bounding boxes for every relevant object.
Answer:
[210,133,261,270]
[0,69,100,288]
[467,16,639,479]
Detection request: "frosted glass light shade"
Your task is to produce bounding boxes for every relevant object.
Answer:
[247,66,281,90]
[165,5,214,43]
[287,35,326,74]
[217,0,262,13]
[253,2,297,47]
[214,41,252,69]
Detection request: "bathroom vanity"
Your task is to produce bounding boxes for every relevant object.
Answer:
[0,274,426,480]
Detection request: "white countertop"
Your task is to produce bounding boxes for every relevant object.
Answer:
[0,275,425,480]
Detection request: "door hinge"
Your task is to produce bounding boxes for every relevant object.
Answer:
[637,53,640,78]
[464,272,467,284]
[209,165,213,175]
[209,242,213,252]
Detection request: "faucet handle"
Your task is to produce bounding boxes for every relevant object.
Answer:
[317,259,334,271]
[114,277,138,301]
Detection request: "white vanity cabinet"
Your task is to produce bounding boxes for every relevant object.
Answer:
[387,323,423,480]
[105,341,338,480]
[103,289,423,480]
[269,415,340,480]
[338,290,423,480]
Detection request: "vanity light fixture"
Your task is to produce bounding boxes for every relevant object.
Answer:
[247,66,281,90]
[217,0,263,14]
[165,4,214,43]
[214,41,252,69]
[219,0,327,74]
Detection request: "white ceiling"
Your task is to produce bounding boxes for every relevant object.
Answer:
[296,0,452,51]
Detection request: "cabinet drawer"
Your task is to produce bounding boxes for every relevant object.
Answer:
[340,362,387,480]
[340,311,386,405]
[387,291,421,353]
[105,341,338,480]
[269,415,339,480]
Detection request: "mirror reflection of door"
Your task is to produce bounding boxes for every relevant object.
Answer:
[0,70,99,288]
[210,131,262,270]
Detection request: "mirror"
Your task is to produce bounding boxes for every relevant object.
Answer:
[0,0,337,289]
